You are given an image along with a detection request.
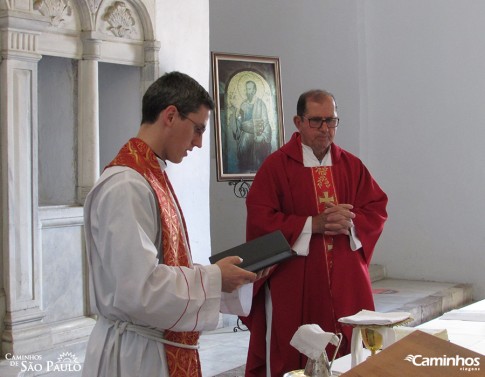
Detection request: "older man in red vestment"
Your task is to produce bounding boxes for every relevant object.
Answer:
[242,90,388,376]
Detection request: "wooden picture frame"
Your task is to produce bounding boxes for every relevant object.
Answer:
[212,52,284,181]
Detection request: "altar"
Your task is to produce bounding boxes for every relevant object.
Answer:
[331,299,485,375]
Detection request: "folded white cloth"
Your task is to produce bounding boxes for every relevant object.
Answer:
[290,324,339,360]
[349,326,396,367]
[440,309,485,322]
[338,309,411,326]
[395,327,449,341]
[339,310,410,367]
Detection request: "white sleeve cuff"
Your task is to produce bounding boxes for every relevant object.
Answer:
[292,218,363,253]
[349,220,362,251]
[292,217,313,256]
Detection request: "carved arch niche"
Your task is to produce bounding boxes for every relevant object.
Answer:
[31,0,159,205]
[0,0,159,357]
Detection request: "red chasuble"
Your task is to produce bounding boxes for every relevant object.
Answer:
[242,132,388,377]
[107,138,202,377]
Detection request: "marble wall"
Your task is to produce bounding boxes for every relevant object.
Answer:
[40,207,86,324]
[0,0,160,360]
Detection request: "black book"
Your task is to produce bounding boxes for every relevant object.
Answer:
[209,230,295,272]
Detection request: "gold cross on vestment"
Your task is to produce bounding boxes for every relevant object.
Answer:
[319,191,334,205]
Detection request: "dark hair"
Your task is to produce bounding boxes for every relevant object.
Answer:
[296,89,337,116]
[141,71,214,124]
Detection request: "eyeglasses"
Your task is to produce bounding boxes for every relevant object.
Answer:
[179,112,206,135]
[301,115,339,129]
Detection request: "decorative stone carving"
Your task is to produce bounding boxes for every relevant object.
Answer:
[87,0,103,13]
[102,1,136,38]
[6,31,38,53]
[33,0,72,27]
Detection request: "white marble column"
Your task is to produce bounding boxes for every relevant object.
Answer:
[0,15,52,355]
[141,39,160,93]
[77,33,101,204]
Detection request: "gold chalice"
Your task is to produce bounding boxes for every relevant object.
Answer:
[338,311,414,366]
[360,326,383,356]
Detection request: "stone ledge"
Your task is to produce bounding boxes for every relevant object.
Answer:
[372,278,473,326]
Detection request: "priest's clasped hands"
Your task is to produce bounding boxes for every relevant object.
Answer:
[312,202,356,236]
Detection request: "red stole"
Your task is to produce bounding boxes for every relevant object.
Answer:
[311,166,337,272]
[310,166,345,356]
[107,138,202,377]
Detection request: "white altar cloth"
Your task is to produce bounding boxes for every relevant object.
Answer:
[332,299,485,375]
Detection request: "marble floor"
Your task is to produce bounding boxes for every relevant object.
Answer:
[41,321,250,377]
[0,274,473,376]
[1,324,249,377]
[200,323,250,377]
[199,276,474,376]
[201,277,474,376]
